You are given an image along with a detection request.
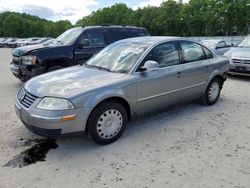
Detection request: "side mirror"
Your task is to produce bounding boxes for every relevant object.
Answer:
[78,39,90,48]
[139,60,159,72]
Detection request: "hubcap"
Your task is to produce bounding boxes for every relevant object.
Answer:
[208,82,220,102]
[97,109,123,139]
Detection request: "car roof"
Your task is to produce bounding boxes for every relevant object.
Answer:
[117,36,182,45]
[201,39,232,43]
[83,25,147,29]
[71,25,148,31]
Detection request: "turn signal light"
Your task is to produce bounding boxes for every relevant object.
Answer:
[61,115,76,122]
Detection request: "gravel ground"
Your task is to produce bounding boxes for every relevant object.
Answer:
[0,48,250,188]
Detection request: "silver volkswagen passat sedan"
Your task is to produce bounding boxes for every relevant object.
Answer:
[15,37,229,144]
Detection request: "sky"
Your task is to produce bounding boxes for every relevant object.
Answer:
[0,0,189,24]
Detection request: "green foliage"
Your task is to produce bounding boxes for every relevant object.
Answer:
[77,1,250,36]
[1,1,250,37]
[0,12,73,37]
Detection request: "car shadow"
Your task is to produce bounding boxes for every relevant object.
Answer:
[228,75,250,81]
[55,99,224,151]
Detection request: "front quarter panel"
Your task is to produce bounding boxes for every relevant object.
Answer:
[70,77,137,131]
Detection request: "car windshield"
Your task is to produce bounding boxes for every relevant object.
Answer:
[237,35,250,47]
[85,41,150,73]
[55,27,83,45]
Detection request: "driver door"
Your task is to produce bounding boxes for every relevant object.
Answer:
[135,41,184,113]
[74,29,107,64]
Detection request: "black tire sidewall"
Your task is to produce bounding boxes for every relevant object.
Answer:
[87,101,128,145]
[204,78,222,105]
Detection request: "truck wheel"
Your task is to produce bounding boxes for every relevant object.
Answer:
[87,101,127,145]
[201,78,222,105]
[47,65,64,72]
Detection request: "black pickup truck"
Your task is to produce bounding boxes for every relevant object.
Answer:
[10,25,150,81]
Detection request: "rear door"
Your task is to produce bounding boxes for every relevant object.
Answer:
[74,28,107,64]
[179,41,212,101]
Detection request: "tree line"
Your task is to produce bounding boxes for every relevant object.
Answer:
[1,0,250,38]
[0,12,72,38]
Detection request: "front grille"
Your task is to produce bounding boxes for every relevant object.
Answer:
[17,88,38,108]
[232,58,250,64]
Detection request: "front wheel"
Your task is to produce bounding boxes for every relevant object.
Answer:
[87,101,128,145]
[201,78,222,105]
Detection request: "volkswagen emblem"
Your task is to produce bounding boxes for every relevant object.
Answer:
[18,88,26,101]
[241,60,245,64]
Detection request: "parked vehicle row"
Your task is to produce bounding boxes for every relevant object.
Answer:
[200,39,234,56]
[0,37,54,48]
[200,36,250,76]
[10,25,150,81]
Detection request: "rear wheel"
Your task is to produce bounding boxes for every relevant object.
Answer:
[201,78,222,105]
[87,101,127,145]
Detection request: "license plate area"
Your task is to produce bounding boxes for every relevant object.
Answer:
[236,66,247,72]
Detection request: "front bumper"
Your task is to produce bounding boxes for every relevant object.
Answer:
[10,62,44,81]
[229,63,250,76]
[15,97,86,139]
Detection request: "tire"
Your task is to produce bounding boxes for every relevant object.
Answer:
[46,65,64,72]
[201,78,222,105]
[87,101,128,145]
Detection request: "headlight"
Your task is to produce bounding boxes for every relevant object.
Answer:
[22,55,36,65]
[223,53,234,65]
[36,97,74,110]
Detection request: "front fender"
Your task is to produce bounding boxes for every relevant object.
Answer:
[75,88,132,132]
[207,69,221,84]
[84,88,130,109]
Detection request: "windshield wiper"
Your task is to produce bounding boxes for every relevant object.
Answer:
[85,64,112,72]
[237,46,250,48]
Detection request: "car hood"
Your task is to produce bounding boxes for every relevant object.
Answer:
[24,66,128,98]
[12,43,59,56]
[225,47,250,59]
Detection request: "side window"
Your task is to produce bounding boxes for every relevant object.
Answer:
[217,41,226,48]
[225,41,233,47]
[143,42,180,68]
[83,29,105,46]
[202,46,214,59]
[130,29,148,37]
[180,41,206,63]
[108,29,126,43]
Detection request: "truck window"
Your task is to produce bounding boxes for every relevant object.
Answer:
[129,29,148,37]
[83,29,105,46]
[107,29,126,43]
